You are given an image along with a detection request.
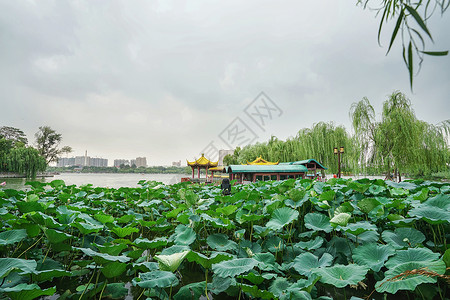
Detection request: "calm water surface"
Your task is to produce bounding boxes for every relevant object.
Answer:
[0,173,186,190]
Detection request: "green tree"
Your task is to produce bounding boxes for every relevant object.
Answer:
[358,0,449,87]
[350,91,449,179]
[34,126,72,164]
[0,126,28,146]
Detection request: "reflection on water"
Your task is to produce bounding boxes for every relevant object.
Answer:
[0,173,186,190]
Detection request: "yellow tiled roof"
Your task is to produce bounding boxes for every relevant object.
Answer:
[187,154,219,167]
[245,156,279,165]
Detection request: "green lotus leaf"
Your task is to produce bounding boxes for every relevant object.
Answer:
[239,272,266,285]
[186,251,234,269]
[101,261,127,278]
[173,281,206,300]
[94,214,115,224]
[423,193,450,209]
[240,283,274,300]
[49,179,66,188]
[16,201,46,213]
[319,190,335,201]
[160,245,191,255]
[347,181,370,194]
[76,247,131,264]
[103,283,128,299]
[0,229,27,245]
[295,236,324,250]
[169,224,196,245]
[304,213,332,233]
[216,205,238,216]
[0,284,56,300]
[292,252,333,276]
[155,250,190,272]
[269,277,290,298]
[33,269,72,282]
[0,258,37,278]
[111,226,139,238]
[376,260,446,294]
[444,249,450,268]
[357,198,381,214]
[44,229,72,244]
[382,227,425,249]
[134,237,168,249]
[367,184,386,196]
[342,221,377,236]
[207,233,237,251]
[390,187,409,197]
[313,264,369,288]
[28,212,62,228]
[210,275,235,295]
[409,206,450,224]
[212,258,257,278]
[71,222,103,235]
[384,247,440,269]
[132,261,159,272]
[95,243,128,256]
[330,212,351,227]
[132,270,179,289]
[264,236,284,253]
[266,207,299,231]
[352,244,395,272]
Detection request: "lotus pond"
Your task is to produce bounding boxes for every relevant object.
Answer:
[0,178,449,300]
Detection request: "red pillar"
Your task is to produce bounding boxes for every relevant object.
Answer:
[192,167,194,178]
[198,167,200,179]
[206,167,208,182]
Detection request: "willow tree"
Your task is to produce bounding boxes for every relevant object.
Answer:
[0,146,47,178]
[350,91,449,179]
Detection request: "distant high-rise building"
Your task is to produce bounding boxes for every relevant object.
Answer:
[57,154,108,167]
[114,159,130,167]
[172,160,181,167]
[136,157,147,168]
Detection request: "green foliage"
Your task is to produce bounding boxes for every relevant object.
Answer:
[34,126,71,164]
[0,178,448,299]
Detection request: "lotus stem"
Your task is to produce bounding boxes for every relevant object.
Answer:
[136,288,146,300]
[42,244,51,263]
[17,235,43,258]
[79,267,97,300]
[98,280,107,300]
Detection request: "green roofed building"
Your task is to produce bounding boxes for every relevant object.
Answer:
[226,158,327,183]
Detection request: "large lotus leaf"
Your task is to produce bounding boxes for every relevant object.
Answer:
[292,252,333,276]
[266,207,299,231]
[103,283,128,299]
[253,252,281,273]
[186,251,234,269]
[312,264,369,288]
[330,213,351,227]
[409,206,450,224]
[33,269,72,282]
[170,224,196,245]
[0,258,37,278]
[304,213,332,233]
[132,270,179,289]
[347,181,370,194]
[367,184,386,196]
[0,284,56,300]
[93,214,114,224]
[76,247,131,264]
[154,250,190,272]
[134,237,168,249]
[357,198,381,214]
[424,193,450,209]
[390,187,409,197]
[295,236,324,250]
[0,229,27,245]
[16,201,46,213]
[27,212,62,228]
[160,245,191,255]
[288,188,307,202]
[101,261,127,278]
[96,243,128,256]
[212,258,257,278]
[111,226,139,238]
[348,230,380,245]
[381,227,425,249]
[319,190,335,201]
[384,247,440,269]
[352,244,395,272]
[444,249,450,268]
[173,281,206,300]
[268,277,290,298]
[207,234,237,251]
[216,205,238,216]
[44,229,72,244]
[386,181,417,190]
[342,221,377,236]
[376,260,446,294]
[71,222,103,235]
[240,283,275,300]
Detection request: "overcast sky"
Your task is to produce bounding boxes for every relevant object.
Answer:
[1,0,449,166]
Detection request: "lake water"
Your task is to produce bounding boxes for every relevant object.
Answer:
[0,173,186,190]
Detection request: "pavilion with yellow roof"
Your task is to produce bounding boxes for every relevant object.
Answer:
[245,156,279,165]
[187,154,218,180]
